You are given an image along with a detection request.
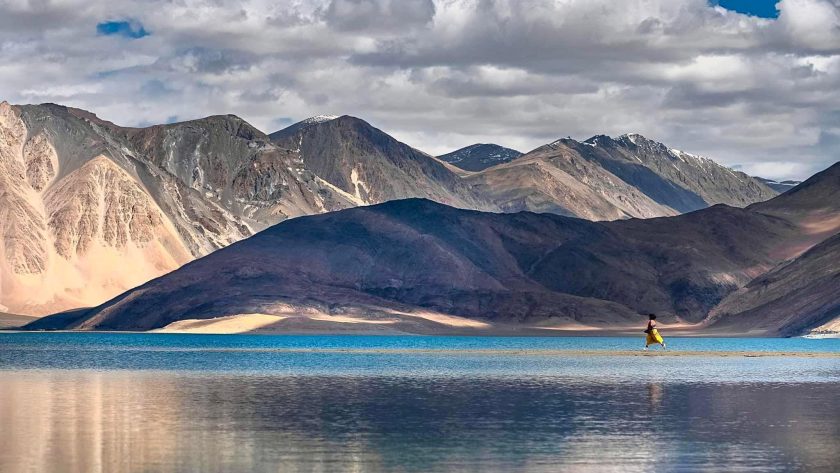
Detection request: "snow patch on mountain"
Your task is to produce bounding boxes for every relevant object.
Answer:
[350,166,370,203]
[301,115,339,125]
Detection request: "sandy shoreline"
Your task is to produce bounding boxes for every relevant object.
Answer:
[145,313,751,337]
[6,312,837,339]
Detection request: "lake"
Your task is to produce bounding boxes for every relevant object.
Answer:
[1,333,838,472]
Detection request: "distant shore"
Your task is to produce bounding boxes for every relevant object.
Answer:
[0,312,37,329]
[6,310,838,338]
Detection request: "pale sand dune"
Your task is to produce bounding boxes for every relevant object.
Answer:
[306,314,396,325]
[155,312,400,334]
[154,314,289,334]
[154,309,491,334]
[381,308,491,328]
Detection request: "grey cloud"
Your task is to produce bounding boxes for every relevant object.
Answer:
[351,0,748,71]
[425,67,599,98]
[0,0,837,180]
[162,48,259,74]
[323,0,435,32]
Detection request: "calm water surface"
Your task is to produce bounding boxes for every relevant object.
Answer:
[1,333,838,472]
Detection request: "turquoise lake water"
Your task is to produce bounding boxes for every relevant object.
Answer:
[1,333,838,472]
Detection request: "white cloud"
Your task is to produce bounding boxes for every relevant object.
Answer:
[738,161,814,181]
[0,0,837,180]
[778,0,840,50]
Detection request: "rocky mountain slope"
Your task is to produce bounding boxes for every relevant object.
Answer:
[437,144,522,172]
[29,162,838,334]
[707,164,840,335]
[0,103,359,316]
[1,102,190,316]
[119,114,357,229]
[269,116,493,210]
[709,233,840,336]
[467,134,777,220]
[583,134,776,211]
[465,140,678,220]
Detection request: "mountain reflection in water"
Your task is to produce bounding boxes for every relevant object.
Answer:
[1,371,837,473]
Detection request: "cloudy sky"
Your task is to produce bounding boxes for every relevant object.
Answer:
[1,0,838,180]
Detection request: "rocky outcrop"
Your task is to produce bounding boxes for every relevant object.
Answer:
[22,132,57,192]
[44,156,172,257]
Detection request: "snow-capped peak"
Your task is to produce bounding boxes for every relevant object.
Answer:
[669,148,694,161]
[301,115,339,125]
[619,133,646,145]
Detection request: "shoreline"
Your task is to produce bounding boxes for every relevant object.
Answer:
[13,311,838,338]
[0,338,836,357]
[3,327,837,339]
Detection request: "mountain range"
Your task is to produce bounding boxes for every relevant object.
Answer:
[465,134,776,219]
[27,161,840,336]
[0,101,796,322]
[1,102,353,316]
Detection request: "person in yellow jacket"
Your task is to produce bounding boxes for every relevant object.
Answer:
[644,313,666,350]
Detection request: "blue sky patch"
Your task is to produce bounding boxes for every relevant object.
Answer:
[96,20,150,39]
[713,0,779,18]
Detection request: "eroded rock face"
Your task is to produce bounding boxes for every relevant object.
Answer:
[23,132,57,192]
[580,134,777,211]
[45,156,165,257]
[0,105,360,316]
[0,101,49,277]
[127,116,358,229]
[269,116,496,211]
[0,104,195,315]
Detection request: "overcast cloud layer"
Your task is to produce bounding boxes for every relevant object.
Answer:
[1,0,839,180]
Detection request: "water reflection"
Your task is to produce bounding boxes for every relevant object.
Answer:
[1,371,837,473]
[648,382,663,408]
